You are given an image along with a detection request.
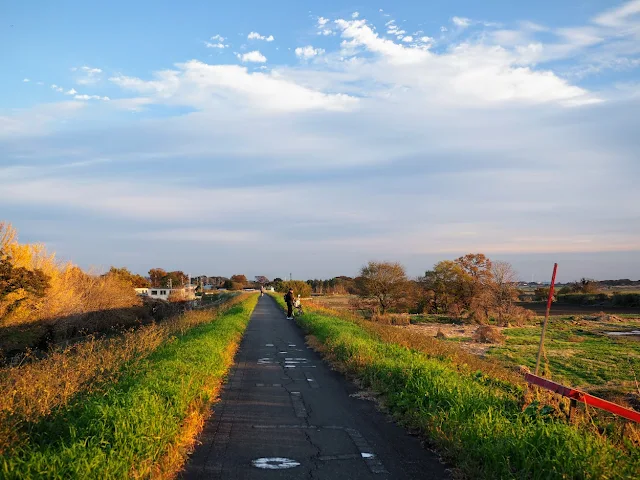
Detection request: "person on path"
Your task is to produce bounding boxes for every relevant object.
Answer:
[284,288,295,319]
[260,285,265,297]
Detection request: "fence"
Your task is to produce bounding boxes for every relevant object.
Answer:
[525,373,640,423]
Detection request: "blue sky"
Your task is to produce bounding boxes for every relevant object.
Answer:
[2,0,640,282]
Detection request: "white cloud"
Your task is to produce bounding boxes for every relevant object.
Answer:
[110,60,358,112]
[51,84,64,93]
[128,228,264,243]
[72,65,103,85]
[65,88,78,95]
[210,34,225,41]
[206,42,227,49]
[238,50,267,63]
[23,78,30,83]
[352,12,359,19]
[440,26,448,32]
[0,101,87,138]
[594,0,640,28]
[556,27,604,47]
[336,19,429,64]
[74,94,110,101]
[80,66,102,75]
[452,16,471,28]
[317,17,333,35]
[0,177,290,222]
[248,32,274,42]
[295,46,325,59]
[402,36,414,42]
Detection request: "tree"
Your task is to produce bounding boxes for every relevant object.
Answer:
[453,253,494,322]
[569,278,599,294]
[0,256,50,315]
[277,280,312,298]
[163,271,188,288]
[149,268,167,287]
[230,274,248,287]
[420,261,464,314]
[255,276,270,285]
[534,287,552,301]
[490,261,520,326]
[356,261,410,315]
[107,267,149,288]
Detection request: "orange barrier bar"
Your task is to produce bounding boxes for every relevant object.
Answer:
[524,373,640,423]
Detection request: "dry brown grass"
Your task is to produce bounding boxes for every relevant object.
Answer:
[1,223,141,335]
[472,325,506,344]
[0,294,246,454]
[370,313,411,325]
[306,302,525,386]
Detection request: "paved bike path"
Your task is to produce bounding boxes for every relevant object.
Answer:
[181,295,449,479]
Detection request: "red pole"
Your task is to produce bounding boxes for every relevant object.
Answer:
[535,263,558,376]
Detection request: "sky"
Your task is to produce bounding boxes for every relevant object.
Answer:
[1,0,640,282]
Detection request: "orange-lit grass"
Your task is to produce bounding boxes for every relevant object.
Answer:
[0,294,247,456]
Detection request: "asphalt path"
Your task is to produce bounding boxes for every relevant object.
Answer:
[181,295,449,479]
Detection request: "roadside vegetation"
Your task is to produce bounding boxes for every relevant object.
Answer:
[0,222,191,356]
[270,291,640,479]
[1,294,258,479]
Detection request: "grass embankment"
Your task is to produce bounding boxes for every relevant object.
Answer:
[1,294,258,479]
[270,295,640,479]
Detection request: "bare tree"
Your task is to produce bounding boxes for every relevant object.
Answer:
[490,261,520,326]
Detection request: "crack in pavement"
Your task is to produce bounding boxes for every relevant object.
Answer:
[303,429,322,479]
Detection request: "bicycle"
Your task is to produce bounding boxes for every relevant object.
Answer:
[293,296,304,317]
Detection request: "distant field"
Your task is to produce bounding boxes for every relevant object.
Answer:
[311,293,640,316]
[517,302,640,315]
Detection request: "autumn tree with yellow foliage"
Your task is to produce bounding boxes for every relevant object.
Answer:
[0,222,140,331]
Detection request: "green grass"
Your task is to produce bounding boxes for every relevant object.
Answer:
[270,296,640,479]
[488,318,640,391]
[1,294,258,479]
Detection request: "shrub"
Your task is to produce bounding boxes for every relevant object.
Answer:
[278,280,312,298]
[472,325,505,344]
[611,293,640,307]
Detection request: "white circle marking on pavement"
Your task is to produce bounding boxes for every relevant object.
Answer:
[252,457,301,470]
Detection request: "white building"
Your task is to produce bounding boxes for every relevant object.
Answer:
[134,288,149,296]
[147,286,196,301]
